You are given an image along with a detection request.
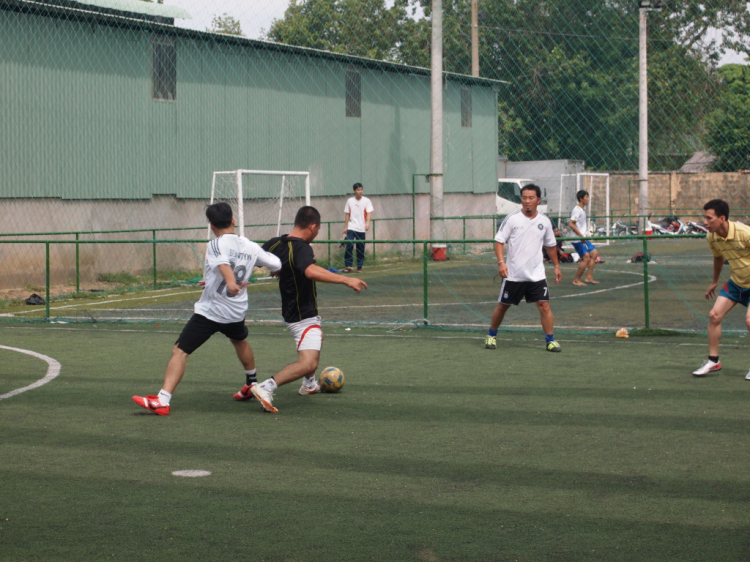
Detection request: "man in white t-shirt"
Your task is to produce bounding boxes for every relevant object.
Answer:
[484,184,562,352]
[132,202,282,415]
[343,182,374,272]
[569,190,600,286]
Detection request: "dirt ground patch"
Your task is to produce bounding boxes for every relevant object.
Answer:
[0,281,125,302]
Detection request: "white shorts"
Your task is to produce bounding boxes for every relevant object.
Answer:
[286,316,323,351]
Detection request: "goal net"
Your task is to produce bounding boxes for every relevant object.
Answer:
[558,173,610,243]
[210,170,310,240]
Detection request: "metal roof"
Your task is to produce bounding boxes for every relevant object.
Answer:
[73,0,190,19]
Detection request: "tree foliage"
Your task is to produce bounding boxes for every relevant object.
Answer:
[705,64,750,171]
[267,0,750,170]
[266,0,411,61]
[208,13,244,37]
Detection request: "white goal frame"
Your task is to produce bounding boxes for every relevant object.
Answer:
[209,169,311,238]
[559,172,610,245]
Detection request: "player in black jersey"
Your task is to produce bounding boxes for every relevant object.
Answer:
[244,206,367,413]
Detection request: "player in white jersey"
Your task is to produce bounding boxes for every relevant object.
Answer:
[132,202,282,416]
[569,190,600,286]
[484,184,563,352]
[343,182,374,272]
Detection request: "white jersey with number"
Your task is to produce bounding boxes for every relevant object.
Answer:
[194,234,281,323]
[495,210,556,282]
[569,205,588,236]
[344,196,374,232]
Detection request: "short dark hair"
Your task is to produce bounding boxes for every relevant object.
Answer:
[576,190,589,202]
[206,202,233,229]
[704,199,729,220]
[294,206,321,229]
[353,182,363,191]
[520,184,541,198]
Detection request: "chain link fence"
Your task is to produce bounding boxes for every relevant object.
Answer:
[1,0,749,330]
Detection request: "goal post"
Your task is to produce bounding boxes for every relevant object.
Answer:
[209,170,310,239]
[559,173,610,244]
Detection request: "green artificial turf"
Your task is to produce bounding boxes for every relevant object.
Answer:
[1,323,749,561]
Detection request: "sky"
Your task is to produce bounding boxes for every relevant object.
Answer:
[165,0,748,66]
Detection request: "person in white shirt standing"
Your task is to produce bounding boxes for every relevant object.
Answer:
[343,182,374,272]
[569,190,600,286]
[484,184,563,352]
[132,202,282,416]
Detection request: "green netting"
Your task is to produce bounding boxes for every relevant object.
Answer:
[3,235,747,336]
[1,0,749,330]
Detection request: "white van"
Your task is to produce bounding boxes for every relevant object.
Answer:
[496,178,547,216]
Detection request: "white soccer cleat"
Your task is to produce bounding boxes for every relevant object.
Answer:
[745,369,750,381]
[250,382,278,413]
[298,381,321,395]
[692,359,721,376]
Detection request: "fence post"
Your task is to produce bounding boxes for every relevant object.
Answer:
[642,236,650,329]
[462,217,466,254]
[152,230,157,289]
[45,242,50,320]
[372,219,376,264]
[423,241,429,324]
[75,232,80,293]
[327,222,331,265]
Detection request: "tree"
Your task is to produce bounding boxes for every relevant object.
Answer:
[265,0,411,61]
[208,13,244,37]
[266,0,750,170]
[705,64,750,171]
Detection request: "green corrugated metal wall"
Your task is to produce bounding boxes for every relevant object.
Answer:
[0,5,499,200]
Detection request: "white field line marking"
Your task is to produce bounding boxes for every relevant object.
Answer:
[1,325,711,346]
[10,279,280,316]
[10,288,205,315]
[0,345,62,400]
[13,268,652,316]
[553,270,657,299]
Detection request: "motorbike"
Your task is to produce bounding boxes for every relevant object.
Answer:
[611,220,638,236]
[686,221,709,234]
[648,216,688,235]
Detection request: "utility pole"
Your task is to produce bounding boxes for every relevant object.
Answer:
[430,0,445,244]
[638,3,649,233]
[471,0,479,77]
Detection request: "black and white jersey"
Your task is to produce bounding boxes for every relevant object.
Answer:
[195,234,281,323]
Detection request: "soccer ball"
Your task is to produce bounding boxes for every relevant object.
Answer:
[319,366,345,393]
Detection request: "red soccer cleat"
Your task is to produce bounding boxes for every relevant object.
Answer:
[233,384,256,401]
[132,394,170,416]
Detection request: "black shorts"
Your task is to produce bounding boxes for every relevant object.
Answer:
[498,279,550,306]
[176,314,248,354]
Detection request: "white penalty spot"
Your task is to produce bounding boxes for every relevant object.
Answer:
[172,470,212,478]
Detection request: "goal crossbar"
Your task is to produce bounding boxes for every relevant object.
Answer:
[210,170,311,238]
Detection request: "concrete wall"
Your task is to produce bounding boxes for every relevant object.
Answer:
[0,193,495,290]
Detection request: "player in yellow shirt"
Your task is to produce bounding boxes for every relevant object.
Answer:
[692,199,750,379]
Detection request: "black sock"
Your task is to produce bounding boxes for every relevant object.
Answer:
[246,373,257,386]
[709,356,719,363]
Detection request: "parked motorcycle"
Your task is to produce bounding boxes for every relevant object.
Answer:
[686,221,709,234]
[648,216,688,235]
[611,220,638,236]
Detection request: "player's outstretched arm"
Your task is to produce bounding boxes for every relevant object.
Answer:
[304,264,368,293]
[256,250,282,275]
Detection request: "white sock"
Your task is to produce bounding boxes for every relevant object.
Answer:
[261,378,278,392]
[157,389,172,406]
[303,375,316,387]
